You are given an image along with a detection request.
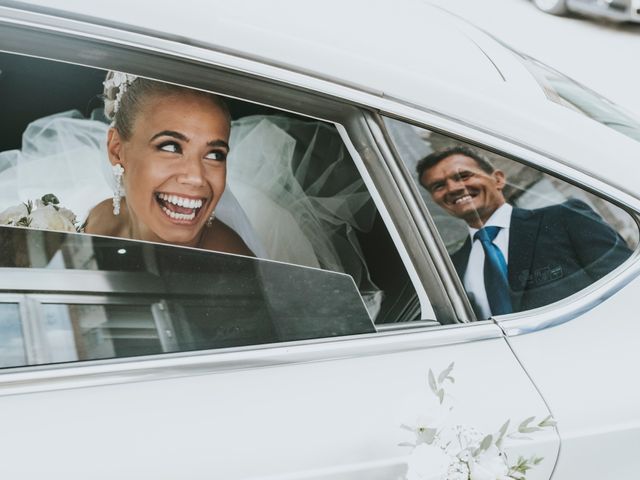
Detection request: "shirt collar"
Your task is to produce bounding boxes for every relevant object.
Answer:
[468,203,513,238]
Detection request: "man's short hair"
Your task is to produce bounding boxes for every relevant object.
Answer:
[416,146,495,184]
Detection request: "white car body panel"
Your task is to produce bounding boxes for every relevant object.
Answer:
[0,327,557,479]
[502,273,640,478]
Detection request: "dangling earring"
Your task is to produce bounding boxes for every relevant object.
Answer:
[206,210,216,227]
[112,163,125,216]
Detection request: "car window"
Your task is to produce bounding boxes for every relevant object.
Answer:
[0,52,423,367]
[0,229,374,367]
[384,116,638,320]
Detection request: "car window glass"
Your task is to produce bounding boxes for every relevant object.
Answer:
[384,116,638,319]
[0,303,26,368]
[0,53,424,367]
[0,229,374,366]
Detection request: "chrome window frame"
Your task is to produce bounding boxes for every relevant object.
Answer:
[0,321,500,397]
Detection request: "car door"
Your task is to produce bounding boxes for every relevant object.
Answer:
[380,98,640,479]
[0,7,559,480]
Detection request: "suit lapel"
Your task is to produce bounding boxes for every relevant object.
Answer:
[451,237,472,279]
[508,207,542,312]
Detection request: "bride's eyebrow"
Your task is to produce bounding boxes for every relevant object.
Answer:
[149,132,229,151]
[150,130,188,142]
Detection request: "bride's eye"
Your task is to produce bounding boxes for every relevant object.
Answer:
[158,141,181,154]
[205,150,227,162]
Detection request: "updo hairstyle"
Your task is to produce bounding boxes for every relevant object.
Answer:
[103,71,231,140]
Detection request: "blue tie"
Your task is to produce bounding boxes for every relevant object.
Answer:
[474,226,513,316]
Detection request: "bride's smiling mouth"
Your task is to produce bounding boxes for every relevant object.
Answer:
[154,192,208,223]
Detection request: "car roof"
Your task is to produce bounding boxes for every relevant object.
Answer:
[4,0,640,197]
[5,0,507,99]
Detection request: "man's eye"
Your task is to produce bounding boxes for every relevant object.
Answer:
[205,150,226,161]
[459,172,473,180]
[430,183,444,192]
[159,142,180,154]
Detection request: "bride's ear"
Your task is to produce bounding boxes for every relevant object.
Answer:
[107,127,125,166]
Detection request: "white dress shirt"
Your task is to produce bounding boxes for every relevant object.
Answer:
[463,203,513,319]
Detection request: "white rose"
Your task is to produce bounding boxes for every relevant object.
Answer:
[400,389,453,439]
[29,205,76,232]
[439,424,484,457]
[469,445,510,480]
[447,459,471,480]
[0,203,29,225]
[57,206,77,225]
[406,443,451,480]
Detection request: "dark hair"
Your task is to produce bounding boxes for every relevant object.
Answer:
[416,145,495,184]
[103,72,231,140]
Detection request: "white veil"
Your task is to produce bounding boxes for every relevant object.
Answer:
[227,115,382,314]
[0,111,382,316]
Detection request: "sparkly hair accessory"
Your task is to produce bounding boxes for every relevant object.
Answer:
[103,72,138,114]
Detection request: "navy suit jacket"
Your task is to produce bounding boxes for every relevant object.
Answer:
[450,199,632,316]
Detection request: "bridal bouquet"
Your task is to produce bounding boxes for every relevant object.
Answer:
[401,363,556,480]
[0,194,78,233]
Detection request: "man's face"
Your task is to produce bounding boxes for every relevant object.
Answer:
[420,154,506,228]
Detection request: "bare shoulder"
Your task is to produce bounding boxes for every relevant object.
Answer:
[200,219,255,257]
[83,198,125,237]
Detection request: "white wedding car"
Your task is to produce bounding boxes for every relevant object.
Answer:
[0,1,639,479]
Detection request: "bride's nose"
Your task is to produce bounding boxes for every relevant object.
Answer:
[176,154,205,187]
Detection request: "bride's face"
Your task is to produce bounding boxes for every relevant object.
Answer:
[108,90,230,246]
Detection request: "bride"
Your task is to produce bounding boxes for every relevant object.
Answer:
[83,72,253,255]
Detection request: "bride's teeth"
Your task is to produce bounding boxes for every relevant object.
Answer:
[158,193,203,208]
[157,193,204,209]
[162,206,196,221]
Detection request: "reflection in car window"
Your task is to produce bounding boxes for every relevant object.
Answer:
[0,228,374,366]
[0,303,26,367]
[516,54,640,143]
[385,117,637,319]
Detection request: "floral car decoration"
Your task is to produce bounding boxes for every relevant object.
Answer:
[401,363,556,480]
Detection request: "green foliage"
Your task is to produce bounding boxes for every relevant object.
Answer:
[40,193,60,206]
[404,362,557,480]
[427,362,455,405]
[15,216,31,227]
[508,454,545,478]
